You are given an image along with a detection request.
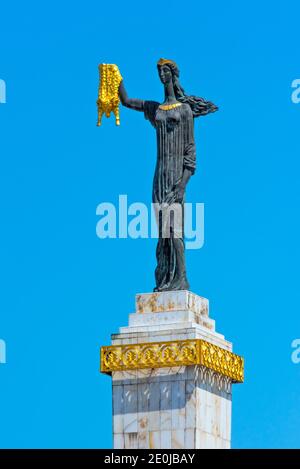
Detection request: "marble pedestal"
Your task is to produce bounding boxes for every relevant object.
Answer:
[101,291,243,449]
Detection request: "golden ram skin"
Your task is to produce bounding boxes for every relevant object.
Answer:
[96,64,122,126]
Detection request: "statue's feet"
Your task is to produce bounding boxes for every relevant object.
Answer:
[153,281,189,292]
[153,283,171,292]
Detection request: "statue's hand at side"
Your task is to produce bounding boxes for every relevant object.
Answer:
[165,182,185,205]
[165,168,193,205]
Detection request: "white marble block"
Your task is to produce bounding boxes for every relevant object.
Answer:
[104,290,242,449]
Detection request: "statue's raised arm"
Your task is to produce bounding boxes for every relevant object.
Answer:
[118,81,144,112]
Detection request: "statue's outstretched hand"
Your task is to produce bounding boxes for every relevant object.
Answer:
[118,80,126,104]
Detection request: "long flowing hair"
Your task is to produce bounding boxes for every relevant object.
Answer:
[160,62,218,117]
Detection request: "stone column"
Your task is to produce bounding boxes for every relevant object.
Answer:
[100,291,243,449]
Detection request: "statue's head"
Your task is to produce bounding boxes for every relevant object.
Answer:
[157,58,218,116]
[157,58,179,85]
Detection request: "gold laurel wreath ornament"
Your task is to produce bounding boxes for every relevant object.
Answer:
[96,64,122,126]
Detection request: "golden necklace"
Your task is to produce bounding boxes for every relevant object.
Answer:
[159,102,182,111]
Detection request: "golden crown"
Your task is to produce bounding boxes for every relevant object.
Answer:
[157,58,178,68]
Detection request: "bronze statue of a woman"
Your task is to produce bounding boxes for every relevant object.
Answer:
[118,58,218,292]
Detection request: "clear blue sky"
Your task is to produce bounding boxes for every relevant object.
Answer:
[0,0,300,449]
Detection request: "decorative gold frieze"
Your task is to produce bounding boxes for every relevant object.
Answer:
[100,339,244,383]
